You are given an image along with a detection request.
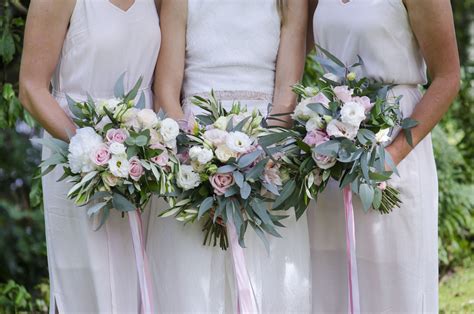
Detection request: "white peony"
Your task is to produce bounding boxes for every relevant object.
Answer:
[109,142,126,155]
[375,128,391,144]
[108,155,130,178]
[215,145,237,162]
[68,127,103,174]
[326,119,358,140]
[160,118,180,142]
[306,116,325,132]
[340,101,366,128]
[189,146,214,165]
[176,165,201,190]
[137,109,159,129]
[203,129,228,147]
[225,131,253,154]
[214,116,229,130]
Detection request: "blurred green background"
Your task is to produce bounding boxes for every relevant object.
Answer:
[0,0,473,312]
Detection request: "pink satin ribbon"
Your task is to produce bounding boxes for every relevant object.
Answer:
[128,210,155,313]
[227,221,258,313]
[343,187,361,314]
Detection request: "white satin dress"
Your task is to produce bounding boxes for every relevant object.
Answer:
[146,1,311,313]
[41,0,160,312]
[309,1,438,313]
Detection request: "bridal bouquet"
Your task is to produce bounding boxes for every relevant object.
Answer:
[37,77,179,226]
[160,93,291,250]
[273,47,418,214]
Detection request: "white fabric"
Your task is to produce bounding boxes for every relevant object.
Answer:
[182,0,281,98]
[42,0,160,312]
[147,1,312,312]
[310,1,438,313]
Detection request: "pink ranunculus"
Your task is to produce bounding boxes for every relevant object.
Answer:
[302,92,331,109]
[151,152,169,167]
[106,128,128,144]
[353,96,374,112]
[129,157,144,181]
[90,145,111,166]
[263,158,283,186]
[303,130,330,147]
[209,173,235,196]
[333,86,353,103]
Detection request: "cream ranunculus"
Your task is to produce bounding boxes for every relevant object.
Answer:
[213,116,229,130]
[215,144,237,162]
[340,101,366,128]
[189,146,214,165]
[306,116,325,132]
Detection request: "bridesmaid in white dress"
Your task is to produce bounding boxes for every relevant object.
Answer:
[307,0,460,312]
[19,0,160,312]
[147,0,310,312]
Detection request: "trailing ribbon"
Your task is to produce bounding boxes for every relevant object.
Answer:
[343,187,361,314]
[227,221,258,313]
[128,210,155,313]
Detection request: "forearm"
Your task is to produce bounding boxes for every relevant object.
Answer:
[388,76,460,164]
[155,84,184,120]
[21,85,76,141]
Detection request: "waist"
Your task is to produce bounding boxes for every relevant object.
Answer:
[52,86,152,102]
[182,90,273,106]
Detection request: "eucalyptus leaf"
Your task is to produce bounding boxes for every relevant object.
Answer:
[87,201,108,217]
[240,182,251,199]
[314,140,341,157]
[112,193,136,212]
[114,72,126,98]
[359,184,374,212]
[198,197,214,219]
[237,150,262,168]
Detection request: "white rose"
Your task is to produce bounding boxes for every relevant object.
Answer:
[137,109,159,129]
[340,101,366,128]
[203,129,228,147]
[109,142,126,155]
[375,128,391,144]
[108,155,130,178]
[306,116,325,132]
[159,118,180,142]
[68,127,103,174]
[215,145,237,162]
[176,165,201,190]
[326,119,358,140]
[292,93,330,121]
[214,116,229,130]
[225,131,253,154]
[189,146,214,165]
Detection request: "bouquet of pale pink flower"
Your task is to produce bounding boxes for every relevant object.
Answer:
[263,47,418,214]
[37,77,179,225]
[160,92,291,250]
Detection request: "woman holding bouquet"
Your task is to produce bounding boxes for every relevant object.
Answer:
[148,0,310,312]
[19,0,161,312]
[308,0,460,312]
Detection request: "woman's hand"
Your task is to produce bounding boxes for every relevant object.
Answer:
[386,0,460,164]
[153,0,187,120]
[19,0,77,142]
[269,0,308,128]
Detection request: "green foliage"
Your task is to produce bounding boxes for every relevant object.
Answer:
[439,263,474,313]
[0,280,48,313]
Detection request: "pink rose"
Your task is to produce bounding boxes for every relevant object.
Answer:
[303,130,329,147]
[209,173,235,196]
[90,145,110,166]
[263,159,283,186]
[203,129,228,147]
[301,92,331,109]
[106,129,128,144]
[353,96,374,112]
[312,153,337,170]
[333,86,353,103]
[151,152,169,167]
[378,182,387,191]
[129,157,144,181]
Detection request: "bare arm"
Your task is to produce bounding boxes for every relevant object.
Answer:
[270,0,308,126]
[153,0,187,120]
[306,0,318,54]
[386,0,460,165]
[19,0,76,142]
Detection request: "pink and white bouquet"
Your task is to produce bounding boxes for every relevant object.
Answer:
[37,77,179,225]
[267,47,418,214]
[161,93,290,250]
